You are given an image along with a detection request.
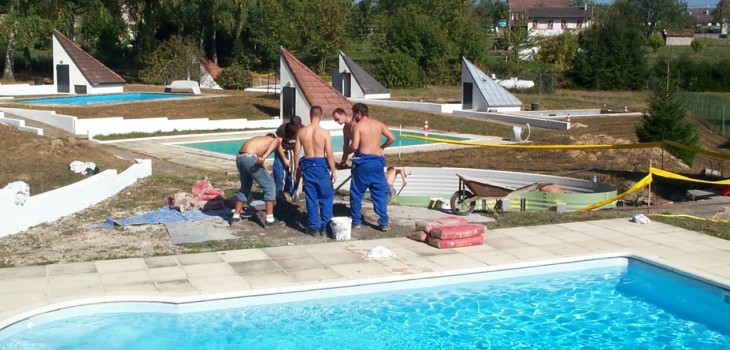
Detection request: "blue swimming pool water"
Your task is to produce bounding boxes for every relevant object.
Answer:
[177,131,466,157]
[18,92,195,106]
[1,258,729,349]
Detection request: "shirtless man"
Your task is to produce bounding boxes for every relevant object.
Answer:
[231,133,286,227]
[293,106,337,237]
[349,102,395,231]
[386,167,410,204]
[273,116,303,199]
[332,108,356,168]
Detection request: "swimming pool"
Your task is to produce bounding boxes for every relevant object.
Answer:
[1,257,729,349]
[18,92,196,106]
[176,130,468,157]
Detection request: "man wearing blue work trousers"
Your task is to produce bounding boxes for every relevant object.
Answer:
[293,106,337,237]
[273,116,302,200]
[230,133,286,227]
[349,102,395,231]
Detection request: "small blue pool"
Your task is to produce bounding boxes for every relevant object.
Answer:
[18,92,196,106]
[1,257,729,349]
[176,131,467,157]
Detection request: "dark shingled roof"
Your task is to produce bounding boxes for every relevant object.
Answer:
[527,7,593,19]
[340,51,389,95]
[280,47,352,117]
[510,0,569,13]
[52,30,125,85]
[688,7,717,24]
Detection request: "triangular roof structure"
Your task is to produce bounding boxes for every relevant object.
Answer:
[52,30,125,85]
[339,51,389,96]
[280,47,352,121]
[462,57,522,109]
[199,57,222,89]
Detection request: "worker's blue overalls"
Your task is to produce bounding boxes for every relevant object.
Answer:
[349,151,389,227]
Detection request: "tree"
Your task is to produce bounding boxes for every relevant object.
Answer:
[474,0,509,32]
[647,32,664,53]
[715,0,730,41]
[636,59,699,165]
[239,0,293,71]
[374,4,450,67]
[534,32,578,74]
[570,5,648,90]
[624,0,691,36]
[289,0,352,74]
[0,0,55,80]
[138,35,203,85]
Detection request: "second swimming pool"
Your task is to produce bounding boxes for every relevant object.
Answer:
[175,130,468,157]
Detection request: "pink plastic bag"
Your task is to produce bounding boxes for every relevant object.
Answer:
[191,178,225,201]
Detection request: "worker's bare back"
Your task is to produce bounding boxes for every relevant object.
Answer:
[297,125,332,158]
[352,117,394,155]
[240,135,275,155]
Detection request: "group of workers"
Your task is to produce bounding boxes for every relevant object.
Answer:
[229,102,409,237]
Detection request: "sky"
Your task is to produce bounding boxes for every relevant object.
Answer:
[594,0,719,8]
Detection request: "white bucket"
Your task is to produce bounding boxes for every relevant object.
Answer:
[330,216,352,240]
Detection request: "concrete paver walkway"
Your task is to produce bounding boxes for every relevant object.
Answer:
[2,218,730,326]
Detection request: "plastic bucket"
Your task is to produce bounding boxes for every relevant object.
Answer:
[330,216,352,240]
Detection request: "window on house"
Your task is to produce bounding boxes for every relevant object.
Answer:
[577,20,583,29]
[561,20,567,29]
[533,20,538,29]
[547,20,553,29]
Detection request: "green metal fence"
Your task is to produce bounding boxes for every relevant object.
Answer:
[680,92,729,137]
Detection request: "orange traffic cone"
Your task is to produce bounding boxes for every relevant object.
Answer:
[624,105,628,112]
[424,117,430,134]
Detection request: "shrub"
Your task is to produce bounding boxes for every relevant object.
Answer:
[216,66,254,90]
[426,59,460,86]
[375,52,426,89]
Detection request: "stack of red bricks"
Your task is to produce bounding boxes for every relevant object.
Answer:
[408,216,487,249]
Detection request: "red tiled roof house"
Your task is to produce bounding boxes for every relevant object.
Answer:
[279,47,353,124]
[52,30,125,94]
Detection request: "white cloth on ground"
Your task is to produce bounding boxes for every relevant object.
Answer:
[631,214,651,224]
[3,181,30,205]
[367,246,396,259]
[69,161,97,175]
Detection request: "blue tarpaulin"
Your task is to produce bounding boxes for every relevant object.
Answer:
[101,207,230,228]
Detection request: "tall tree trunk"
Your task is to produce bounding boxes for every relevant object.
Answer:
[211,28,218,66]
[23,46,32,72]
[3,33,16,81]
[69,13,76,41]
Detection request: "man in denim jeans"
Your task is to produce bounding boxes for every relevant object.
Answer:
[231,133,286,227]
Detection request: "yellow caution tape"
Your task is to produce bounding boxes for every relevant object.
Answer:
[581,167,730,211]
[648,213,729,223]
[580,174,653,211]
[650,167,730,185]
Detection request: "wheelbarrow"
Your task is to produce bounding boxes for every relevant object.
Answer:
[450,174,541,215]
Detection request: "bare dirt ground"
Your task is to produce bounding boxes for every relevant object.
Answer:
[2,97,730,268]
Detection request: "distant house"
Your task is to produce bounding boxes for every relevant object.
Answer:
[688,7,726,35]
[663,29,694,46]
[527,5,593,37]
[52,30,125,94]
[509,0,569,23]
